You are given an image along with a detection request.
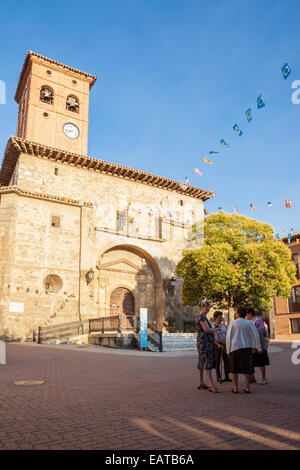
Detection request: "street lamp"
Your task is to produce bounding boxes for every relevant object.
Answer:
[163,277,177,296]
[85,268,94,285]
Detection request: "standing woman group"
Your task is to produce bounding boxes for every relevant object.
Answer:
[196,302,270,393]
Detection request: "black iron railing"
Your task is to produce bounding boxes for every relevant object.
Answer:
[183,320,196,333]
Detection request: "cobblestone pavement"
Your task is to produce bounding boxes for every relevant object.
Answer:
[0,341,299,450]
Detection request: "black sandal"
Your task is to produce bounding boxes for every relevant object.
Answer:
[197,384,208,390]
[231,389,239,394]
[244,389,251,393]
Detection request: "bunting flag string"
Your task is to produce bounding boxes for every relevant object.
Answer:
[182,45,300,216]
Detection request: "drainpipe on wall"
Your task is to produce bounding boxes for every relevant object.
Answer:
[77,204,82,323]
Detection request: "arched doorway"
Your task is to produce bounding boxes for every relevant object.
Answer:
[97,244,163,328]
[110,287,135,316]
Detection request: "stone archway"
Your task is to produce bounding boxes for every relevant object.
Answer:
[110,287,135,316]
[97,244,163,327]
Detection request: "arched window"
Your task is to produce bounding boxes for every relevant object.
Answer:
[44,274,63,294]
[40,86,54,105]
[66,95,79,113]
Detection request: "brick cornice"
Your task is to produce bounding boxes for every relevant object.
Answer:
[0,136,216,202]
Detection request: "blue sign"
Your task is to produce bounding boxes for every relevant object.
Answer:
[140,308,148,349]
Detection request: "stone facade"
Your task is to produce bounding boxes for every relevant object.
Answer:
[0,52,215,341]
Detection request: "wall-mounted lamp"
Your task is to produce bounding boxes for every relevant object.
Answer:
[85,268,94,285]
[163,277,177,296]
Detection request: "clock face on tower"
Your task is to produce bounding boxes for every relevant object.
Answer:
[63,122,80,139]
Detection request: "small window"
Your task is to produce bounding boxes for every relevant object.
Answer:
[66,95,79,113]
[40,86,54,105]
[51,216,60,228]
[290,318,300,334]
[54,168,58,176]
[179,200,184,206]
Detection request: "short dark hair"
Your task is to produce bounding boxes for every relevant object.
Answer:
[213,311,223,320]
[247,307,255,317]
[236,306,247,318]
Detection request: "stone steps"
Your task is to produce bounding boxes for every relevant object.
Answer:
[162,333,197,352]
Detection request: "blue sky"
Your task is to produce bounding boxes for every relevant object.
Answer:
[0,0,299,235]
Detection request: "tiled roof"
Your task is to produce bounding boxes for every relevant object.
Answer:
[0,136,216,201]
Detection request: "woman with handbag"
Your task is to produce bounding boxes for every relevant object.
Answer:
[246,308,270,385]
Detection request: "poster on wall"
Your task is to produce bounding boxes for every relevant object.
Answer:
[9,302,24,313]
[140,308,148,349]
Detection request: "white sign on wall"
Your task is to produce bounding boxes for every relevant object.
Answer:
[9,302,24,313]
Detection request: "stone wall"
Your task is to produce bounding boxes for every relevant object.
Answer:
[0,152,205,340]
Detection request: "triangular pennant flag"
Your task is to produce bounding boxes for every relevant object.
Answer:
[246,108,252,123]
[220,139,230,149]
[282,63,291,80]
[250,203,256,213]
[194,168,202,176]
[257,94,265,109]
[209,151,219,154]
[285,199,291,208]
[233,124,243,136]
[203,158,213,164]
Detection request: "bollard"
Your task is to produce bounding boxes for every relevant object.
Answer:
[0,340,6,365]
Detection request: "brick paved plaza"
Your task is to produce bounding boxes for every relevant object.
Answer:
[0,341,299,450]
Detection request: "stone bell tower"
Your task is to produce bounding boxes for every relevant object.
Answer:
[14,51,97,155]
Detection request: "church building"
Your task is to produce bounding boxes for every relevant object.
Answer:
[0,51,215,341]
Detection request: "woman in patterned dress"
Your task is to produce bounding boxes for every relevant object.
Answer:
[197,300,221,393]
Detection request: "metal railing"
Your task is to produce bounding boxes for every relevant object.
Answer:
[37,315,163,351]
[37,320,90,344]
[183,320,196,333]
[89,315,138,334]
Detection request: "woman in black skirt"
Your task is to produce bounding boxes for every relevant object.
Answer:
[226,307,261,393]
[246,308,270,385]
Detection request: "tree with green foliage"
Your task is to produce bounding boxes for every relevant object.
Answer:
[177,213,296,312]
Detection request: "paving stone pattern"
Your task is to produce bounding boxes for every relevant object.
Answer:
[0,342,299,450]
